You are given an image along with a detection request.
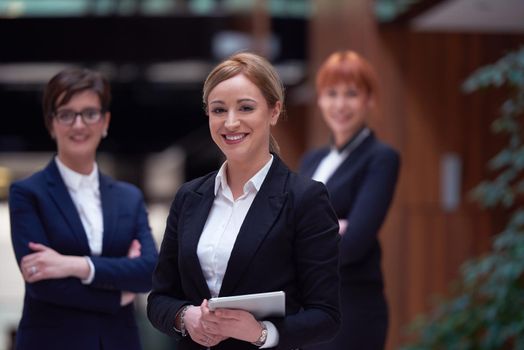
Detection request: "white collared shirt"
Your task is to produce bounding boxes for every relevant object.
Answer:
[198,156,273,297]
[312,128,370,184]
[197,155,278,348]
[55,157,102,283]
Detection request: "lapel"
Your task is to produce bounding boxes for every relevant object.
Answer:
[219,155,289,296]
[302,148,329,178]
[99,173,118,255]
[45,159,91,254]
[181,174,217,299]
[325,132,376,188]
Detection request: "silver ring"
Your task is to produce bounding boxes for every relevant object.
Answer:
[30,266,37,275]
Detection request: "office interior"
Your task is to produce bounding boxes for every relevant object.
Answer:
[1,0,523,349]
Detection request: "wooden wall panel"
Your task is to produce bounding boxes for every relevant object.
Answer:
[273,104,307,170]
[379,207,405,347]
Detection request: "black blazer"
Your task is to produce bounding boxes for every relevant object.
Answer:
[9,159,158,350]
[300,132,400,286]
[147,155,341,349]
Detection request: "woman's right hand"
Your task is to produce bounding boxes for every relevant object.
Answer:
[127,239,141,258]
[120,291,136,306]
[184,300,227,347]
[120,240,142,306]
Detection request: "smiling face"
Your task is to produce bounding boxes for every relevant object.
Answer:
[50,90,110,173]
[318,82,372,147]
[207,74,280,168]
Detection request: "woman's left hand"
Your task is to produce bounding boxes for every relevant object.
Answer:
[21,242,85,283]
[203,306,264,344]
[338,219,348,235]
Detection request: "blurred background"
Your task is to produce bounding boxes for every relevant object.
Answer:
[1,0,523,349]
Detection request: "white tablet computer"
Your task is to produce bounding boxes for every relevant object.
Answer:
[208,291,285,319]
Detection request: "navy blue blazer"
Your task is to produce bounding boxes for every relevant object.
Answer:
[300,132,399,285]
[9,159,158,350]
[147,155,341,349]
[299,132,399,350]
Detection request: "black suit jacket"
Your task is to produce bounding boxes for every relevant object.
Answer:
[299,132,399,350]
[147,155,341,349]
[300,132,400,286]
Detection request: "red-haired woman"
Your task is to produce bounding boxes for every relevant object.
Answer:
[300,50,400,350]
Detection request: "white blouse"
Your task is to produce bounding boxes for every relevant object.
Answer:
[197,156,273,298]
[196,155,278,348]
[312,127,370,184]
[55,157,102,283]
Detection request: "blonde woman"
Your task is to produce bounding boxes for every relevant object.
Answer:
[148,52,341,349]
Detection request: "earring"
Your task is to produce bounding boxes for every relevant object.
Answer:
[102,129,108,138]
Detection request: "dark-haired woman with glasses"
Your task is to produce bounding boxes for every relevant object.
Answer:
[9,68,158,350]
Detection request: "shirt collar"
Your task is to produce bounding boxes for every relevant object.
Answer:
[332,126,371,154]
[55,156,99,192]
[214,155,274,196]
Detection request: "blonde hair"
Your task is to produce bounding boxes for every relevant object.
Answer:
[203,52,284,154]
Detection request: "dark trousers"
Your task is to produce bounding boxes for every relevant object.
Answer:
[305,284,388,350]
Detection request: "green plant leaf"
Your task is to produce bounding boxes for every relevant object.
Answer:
[404,45,524,350]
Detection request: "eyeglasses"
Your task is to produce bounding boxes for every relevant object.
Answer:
[53,108,105,126]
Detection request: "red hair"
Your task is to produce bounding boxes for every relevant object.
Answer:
[316,50,378,97]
